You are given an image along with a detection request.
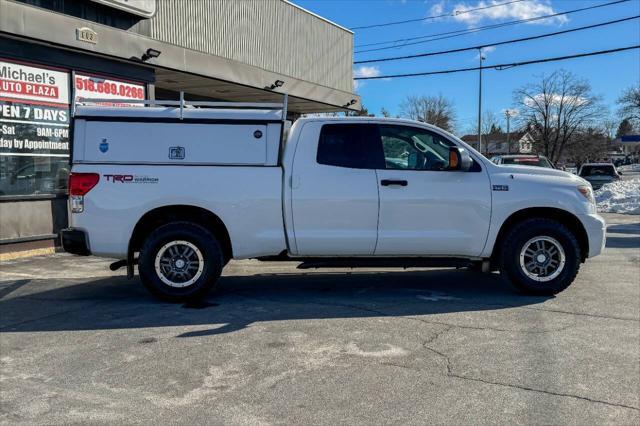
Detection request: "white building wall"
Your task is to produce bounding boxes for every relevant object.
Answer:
[148,0,354,92]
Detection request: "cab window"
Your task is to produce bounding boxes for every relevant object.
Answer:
[379,125,454,171]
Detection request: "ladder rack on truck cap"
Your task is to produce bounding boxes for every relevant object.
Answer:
[72,91,288,122]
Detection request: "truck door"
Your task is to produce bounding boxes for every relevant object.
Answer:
[374,124,491,257]
[290,122,383,256]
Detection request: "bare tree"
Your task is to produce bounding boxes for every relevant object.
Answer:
[562,128,609,166]
[617,85,640,129]
[346,103,373,117]
[482,110,503,135]
[513,70,605,163]
[601,117,617,140]
[399,94,456,132]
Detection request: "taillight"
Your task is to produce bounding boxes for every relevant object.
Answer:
[69,172,99,196]
[69,173,99,213]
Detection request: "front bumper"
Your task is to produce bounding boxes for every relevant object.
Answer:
[60,228,91,256]
[578,213,606,258]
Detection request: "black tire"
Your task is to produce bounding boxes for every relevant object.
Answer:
[138,222,223,302]
[500,218,581,295]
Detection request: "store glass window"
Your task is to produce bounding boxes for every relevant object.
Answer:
[0,59,146,197]
[0,59,70,197]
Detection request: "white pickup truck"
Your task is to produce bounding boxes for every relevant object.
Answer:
[61,100,606,301]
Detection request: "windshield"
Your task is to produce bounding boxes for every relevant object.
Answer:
[501,157,554,168]
[579,165,616,177]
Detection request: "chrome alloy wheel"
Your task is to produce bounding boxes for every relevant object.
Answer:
[519,236,566,282]
[154,240,204,288]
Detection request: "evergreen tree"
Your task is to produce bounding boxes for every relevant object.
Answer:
[616,118,634,138]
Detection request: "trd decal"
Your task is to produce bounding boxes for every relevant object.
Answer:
[104,174,133,182]
[104,174,158,184]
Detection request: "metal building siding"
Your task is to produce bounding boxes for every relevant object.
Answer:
[148,0,353,92]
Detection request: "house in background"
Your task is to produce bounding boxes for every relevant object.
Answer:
[461,132,535,156]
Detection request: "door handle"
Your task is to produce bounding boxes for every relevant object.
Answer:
[380,179,408,187]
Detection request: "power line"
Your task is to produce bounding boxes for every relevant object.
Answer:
[354,15,639,64]
[355,0,629,49]
[354,0,630,53]
[353,45,639,80]
[350,0,526,30]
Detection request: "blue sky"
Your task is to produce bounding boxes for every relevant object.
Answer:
[295,0,640,134]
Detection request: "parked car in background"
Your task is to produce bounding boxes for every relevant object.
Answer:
[578,163,621,190]
[490,154,555,169]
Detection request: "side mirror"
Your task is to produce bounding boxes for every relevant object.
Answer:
[449,146,472,171]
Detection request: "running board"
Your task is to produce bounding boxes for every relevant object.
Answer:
[295,257,478,270]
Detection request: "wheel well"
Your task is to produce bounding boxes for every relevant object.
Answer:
[492,207,589,263]
[129,205,233,262]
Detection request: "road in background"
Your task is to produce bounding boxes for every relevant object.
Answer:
[0,213,638,424]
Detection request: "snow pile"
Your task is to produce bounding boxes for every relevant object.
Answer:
[619,164,640,173]
[595,178,640,215]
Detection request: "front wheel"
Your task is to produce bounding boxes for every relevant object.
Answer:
[138,222,223,302]
[500,218,581,295]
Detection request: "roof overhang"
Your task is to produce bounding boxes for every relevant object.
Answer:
[0,0,360,113]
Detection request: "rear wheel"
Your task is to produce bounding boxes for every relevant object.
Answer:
[138,222,223,302]
[500,218,580,295]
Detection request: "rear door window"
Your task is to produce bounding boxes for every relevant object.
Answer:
[316,124,384,169]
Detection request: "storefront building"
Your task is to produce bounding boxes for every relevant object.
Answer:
[0,0,359,255]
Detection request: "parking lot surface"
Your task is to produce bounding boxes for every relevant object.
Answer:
[1,213,638,425]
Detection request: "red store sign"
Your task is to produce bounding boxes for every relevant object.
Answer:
[0,60,69,105]
[75,73,145,107]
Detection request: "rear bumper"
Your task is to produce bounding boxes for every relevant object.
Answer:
[578,213,606,258]
[60,228,91,256]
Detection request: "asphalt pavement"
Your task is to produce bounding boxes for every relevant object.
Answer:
[0,213,638,425]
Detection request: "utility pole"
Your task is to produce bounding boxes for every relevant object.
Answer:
[505,109,512,154]
[477,48,484,156]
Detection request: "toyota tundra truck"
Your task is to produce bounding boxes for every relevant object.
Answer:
[61,99,606,301]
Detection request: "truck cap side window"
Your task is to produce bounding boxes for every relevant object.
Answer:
[316,124,384,169]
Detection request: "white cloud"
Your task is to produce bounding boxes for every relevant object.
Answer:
[452,0,568,26]
[353,66,382,91]
[354,66,381,78]
[474,45,496,60]
[524,93,588,107]
[429,1,445,16]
